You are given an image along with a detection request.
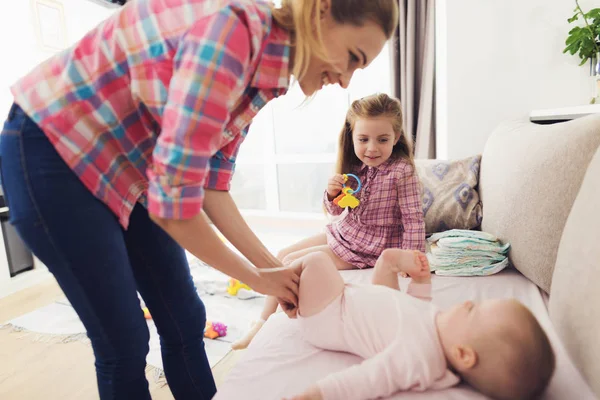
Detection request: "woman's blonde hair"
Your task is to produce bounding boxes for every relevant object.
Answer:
[272,0,399,81]
[336,93,414,174]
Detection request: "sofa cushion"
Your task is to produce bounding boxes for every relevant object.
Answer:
[479,115,600,292]
[549,145,600,398]
[415,155,482,234]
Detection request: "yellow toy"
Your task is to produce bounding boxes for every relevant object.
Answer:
[333,174,362,209]
[227,278,252,296]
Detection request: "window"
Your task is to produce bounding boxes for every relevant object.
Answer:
[231,42,392,217]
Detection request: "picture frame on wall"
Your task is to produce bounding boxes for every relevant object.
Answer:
[86,0,125,8]
[31,0,68,53]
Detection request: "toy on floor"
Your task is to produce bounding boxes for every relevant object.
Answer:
[227,278,262,300]
[227,278,252,296]
[333,173,362,209]
[142,307,152,320]
[204,321,227,339]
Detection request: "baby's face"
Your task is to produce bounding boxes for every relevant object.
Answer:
[438,299,554,400]
[440,299,517,344]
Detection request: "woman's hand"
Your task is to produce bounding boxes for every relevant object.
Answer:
[251,265,300,312]
[283,385,323,400]
[277,257,305,318]
[326,174,345,200]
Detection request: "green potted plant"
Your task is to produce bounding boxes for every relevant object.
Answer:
[564,1,600,103]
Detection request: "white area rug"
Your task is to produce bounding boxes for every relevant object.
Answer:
[2,226,321,379]
[2,257,266,374]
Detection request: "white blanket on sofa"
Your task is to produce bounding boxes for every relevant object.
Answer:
[215,269,596,400]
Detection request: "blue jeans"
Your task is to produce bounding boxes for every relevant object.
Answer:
[0,104,216,400]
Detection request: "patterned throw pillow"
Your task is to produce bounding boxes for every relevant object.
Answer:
[415,155,483,234]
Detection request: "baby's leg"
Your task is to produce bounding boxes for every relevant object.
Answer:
[266,243,351,320]
[263,235,330,319]
[231,235,326,350]
[372,249,431,290]
[232,242,346,350]
[297,252,345,318]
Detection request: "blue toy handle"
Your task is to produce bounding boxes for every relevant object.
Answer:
[343,173,362,195]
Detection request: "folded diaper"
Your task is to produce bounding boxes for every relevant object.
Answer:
[434,237,511,254]
[428,229,498,243]
[432,258,510,277]
[426,229,510,277]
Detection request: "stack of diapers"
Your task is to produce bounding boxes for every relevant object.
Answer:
[426,229,510,276]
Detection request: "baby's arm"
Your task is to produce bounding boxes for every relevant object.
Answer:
[372,249,432,301]
[289,339,412,400]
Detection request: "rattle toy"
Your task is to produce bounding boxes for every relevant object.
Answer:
[333,173,362,209]
[204,321,228,339]
[227,278,252,296]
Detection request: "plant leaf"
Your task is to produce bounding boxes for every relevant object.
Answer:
[566,34,581,45]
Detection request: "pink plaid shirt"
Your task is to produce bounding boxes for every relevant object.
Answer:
[324,158,426,268]
[10,0,290,228]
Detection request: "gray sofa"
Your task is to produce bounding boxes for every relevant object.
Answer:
[478,114,600,398]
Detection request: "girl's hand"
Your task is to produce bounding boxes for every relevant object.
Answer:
[282,385,323,400]
[327,174,345,200]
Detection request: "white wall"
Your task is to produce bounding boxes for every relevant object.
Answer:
[0,0,116,115]
[0,0,116,295]
[436,0,600,159]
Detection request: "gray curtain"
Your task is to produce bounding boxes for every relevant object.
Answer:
[392,0,436,159]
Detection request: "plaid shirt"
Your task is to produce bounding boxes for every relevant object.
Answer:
[11,0,290,228]
[324,158,426,267]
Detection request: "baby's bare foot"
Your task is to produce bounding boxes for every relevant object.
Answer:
[412,252,431,283]
[399,250,429,278]
[378,249,429,278]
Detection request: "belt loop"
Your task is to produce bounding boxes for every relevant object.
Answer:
[7,103,17,122]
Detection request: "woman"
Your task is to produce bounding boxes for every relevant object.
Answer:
[0,0,398,398]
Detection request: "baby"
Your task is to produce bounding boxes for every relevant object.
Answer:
[284,249,555,400]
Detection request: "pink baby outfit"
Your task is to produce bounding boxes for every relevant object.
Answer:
[324,158,425,269]
[299,284,459,400]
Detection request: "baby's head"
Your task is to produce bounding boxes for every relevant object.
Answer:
[436,299,555,400]
[335,93,414,173]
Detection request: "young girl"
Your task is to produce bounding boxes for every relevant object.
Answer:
[233,93,426,349]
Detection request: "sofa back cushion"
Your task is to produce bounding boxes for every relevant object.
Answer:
[549,145,600,398]
[479,115,600,292]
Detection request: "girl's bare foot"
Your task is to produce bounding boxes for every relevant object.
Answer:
[231,319,265,350]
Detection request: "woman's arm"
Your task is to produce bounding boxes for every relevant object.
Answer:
[202,189,281,269]
[151,213,298,305]
[147,9,299,304]
[203,190,306,317]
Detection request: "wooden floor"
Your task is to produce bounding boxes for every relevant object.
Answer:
[0,278,242,400]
